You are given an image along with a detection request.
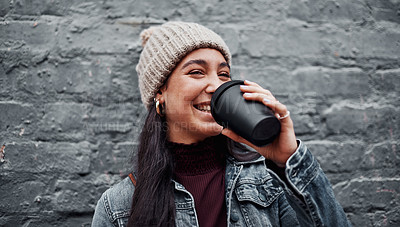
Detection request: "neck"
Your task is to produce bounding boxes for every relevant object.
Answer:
[167,135,227,175]
[167,130,220,145]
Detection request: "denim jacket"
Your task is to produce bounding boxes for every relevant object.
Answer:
[92,140,351,226]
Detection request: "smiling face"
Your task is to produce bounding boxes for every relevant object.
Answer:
[157,48,231,144]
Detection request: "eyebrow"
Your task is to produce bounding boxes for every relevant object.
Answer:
[219,62,230,69]
[181,59,230,70]
[181,59,207,70]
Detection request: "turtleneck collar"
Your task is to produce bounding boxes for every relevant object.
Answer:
[167,136,227,176]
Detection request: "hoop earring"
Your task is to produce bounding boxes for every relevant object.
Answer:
[155,98,165,117]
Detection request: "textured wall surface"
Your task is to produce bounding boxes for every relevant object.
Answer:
[1,0,399,226]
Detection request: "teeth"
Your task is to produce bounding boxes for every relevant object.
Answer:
[196,105,211,112]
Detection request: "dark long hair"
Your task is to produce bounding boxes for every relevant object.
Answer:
[127,105,175,227]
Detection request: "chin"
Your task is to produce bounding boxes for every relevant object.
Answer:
[200,123,223,137]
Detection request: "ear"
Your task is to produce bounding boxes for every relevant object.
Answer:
[156,85,166,103]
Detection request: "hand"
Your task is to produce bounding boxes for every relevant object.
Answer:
[221,80,298,167]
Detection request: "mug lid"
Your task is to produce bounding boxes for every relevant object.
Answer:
[211,80,244,106]
[211,80,244,124]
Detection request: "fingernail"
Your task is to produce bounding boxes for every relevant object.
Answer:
[240,85,248,89]
[243,93,252,97]
[263,98,271,103]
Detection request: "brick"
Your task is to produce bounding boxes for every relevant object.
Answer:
[288,0,370,23]
[91,172,125,189]
[0,20,57,50]
[0,63,57,104]
[233,66,371,101]
[289,67,370,98]
[372,68,400,93]
[345,25,400,58]
[0,0,11,17]
[0,215,21,227]
[0,102,34,130]
[61,217,93,227]
[288,0,400,24]
[50,55,138,103]
[51,59,113,94]
[381,206,400,226]
[334,178,400,212]
[0,102,36,141]
[307,141,365,173]
[56,16,140,55]
[346,213,371,227]
[370,1,400,23]
[324,105,399,142]
[16,66,55,98]
[0,179,46,213]
[37,102,90,140]
[0,48,33,74]
[360,142,400,174]
[0,68,12,98]
[52,179,98,213]
[212,25,240,56]
[240,20,400,59]
[241,21,323,58]
[2,142,90,174]
[91,141,136,174]
[87,103,139,132]
[183,0,287,24]
[105,0,287,25]
[292,114,319,135]
[371,209,400,227]
[230,65,290,91]
[12,0,72,16]
[20,220,59,227]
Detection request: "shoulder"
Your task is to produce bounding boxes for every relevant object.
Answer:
[93,177,135,225]
[103,176,135,214]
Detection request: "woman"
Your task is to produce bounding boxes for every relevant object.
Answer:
[92,21,351,227]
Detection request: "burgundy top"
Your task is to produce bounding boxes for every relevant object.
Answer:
[168,136,227,227]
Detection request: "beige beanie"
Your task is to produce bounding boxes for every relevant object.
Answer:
[136,21,232,109]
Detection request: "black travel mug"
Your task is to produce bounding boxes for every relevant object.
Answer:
[211,80,281,147]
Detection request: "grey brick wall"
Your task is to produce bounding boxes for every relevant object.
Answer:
[0,0,399,226]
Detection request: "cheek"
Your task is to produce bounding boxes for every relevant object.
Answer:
[169,85,201,104]
[164,78,206,112]
[164,91,194,116]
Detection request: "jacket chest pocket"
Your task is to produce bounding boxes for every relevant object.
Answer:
[234,179,283,227]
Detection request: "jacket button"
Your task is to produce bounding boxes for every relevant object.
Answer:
[258,191,267,202]
[230,213,239,222]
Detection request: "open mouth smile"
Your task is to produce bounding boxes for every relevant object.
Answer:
[193,104,211,113]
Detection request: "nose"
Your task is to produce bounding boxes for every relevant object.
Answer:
[205,74,226,94]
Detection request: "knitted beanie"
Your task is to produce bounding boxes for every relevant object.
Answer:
[136,21,232,109]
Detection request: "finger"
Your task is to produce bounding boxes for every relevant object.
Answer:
[240,83,291,122]
[267,102,292,123]
[243,93,288,117]
[242,92,281,112]
[262,99,288,117]
[240,85,274,97]
[253,97,291,122]
[243,80,262,88]
[243,92,275,103]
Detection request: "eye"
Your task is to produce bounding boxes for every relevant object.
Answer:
[188,70,204,75]
[218,73,231,81]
